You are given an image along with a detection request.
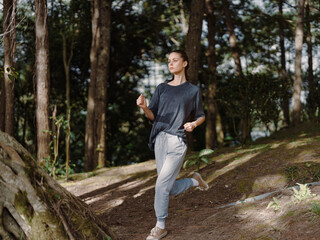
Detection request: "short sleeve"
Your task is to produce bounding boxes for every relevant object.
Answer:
[148,84,162,120]
[194,88,205,120]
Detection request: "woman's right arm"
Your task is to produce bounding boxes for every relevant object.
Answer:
[136,94,155,121]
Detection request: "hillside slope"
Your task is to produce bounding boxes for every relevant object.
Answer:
[61,123,320,240]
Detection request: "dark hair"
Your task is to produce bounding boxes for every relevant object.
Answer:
[167,50,189,82]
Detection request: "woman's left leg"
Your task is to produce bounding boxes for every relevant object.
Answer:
[154,134,188,223]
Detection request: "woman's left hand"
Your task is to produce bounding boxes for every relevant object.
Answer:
[184,122,197,132]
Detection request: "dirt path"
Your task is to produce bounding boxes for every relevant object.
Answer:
[61,124,320,240]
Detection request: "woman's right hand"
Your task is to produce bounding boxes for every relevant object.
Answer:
[136,94,147,109]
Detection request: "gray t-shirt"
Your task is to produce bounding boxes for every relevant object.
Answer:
[148,81,205,151]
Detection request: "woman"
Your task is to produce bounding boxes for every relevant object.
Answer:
[136,50,209,240]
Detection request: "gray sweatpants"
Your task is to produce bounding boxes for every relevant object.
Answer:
[154,132,193,223]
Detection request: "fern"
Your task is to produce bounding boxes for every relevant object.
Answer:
[291,183,316,204]
[267,197,281,211]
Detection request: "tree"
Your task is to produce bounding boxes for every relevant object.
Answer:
[278,0,290,126]
[186,0,205,85]
[35,0,51,164]
[0,131,116,239]
[222,0,242,76]
[85,0,112,171]
[305,0,315,121]
[205,0,224,149]
[292,0,305,126]
[58,0,76,178]
[2,0,17,136]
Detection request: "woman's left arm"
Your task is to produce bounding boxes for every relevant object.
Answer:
[184,116,205,132]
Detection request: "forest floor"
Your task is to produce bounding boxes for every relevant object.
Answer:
[61,123,320,240]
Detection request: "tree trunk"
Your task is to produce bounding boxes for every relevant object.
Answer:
[85,0,111,171]
[205,0,218,149]
[0,131,117,240]
[61,22,74,178]
[292,0,305,126]
[278,0,290,126]
[35,0,51,164]
[186,0,204,85]
[0,79,5,132]
[3,0,17,136]
[222,0,242,76]
[305,1,315,121]
[185,0,204,150]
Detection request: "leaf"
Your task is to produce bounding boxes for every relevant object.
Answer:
[198,149,214,158]
[201,157,210,164]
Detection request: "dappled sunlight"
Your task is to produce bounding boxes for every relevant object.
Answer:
[88,196,127,215]
[133,185,155,198]
[285,139,311,149]
[207,152,259,184]
[292,150,320,163]
[270,142,283,149]
[116,178,151,192]
[252,174,288,194]
[235,186,320,238]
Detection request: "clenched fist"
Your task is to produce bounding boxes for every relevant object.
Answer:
[136,94,147,109]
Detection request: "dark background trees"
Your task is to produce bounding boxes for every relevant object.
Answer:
[1,0,319,176]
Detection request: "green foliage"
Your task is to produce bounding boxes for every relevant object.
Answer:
[217,73,283,144]
[183,149,214,171]
[311,202,320,216]
[267,197,281,212]
[291,183,316,204]
[285,163,320,183]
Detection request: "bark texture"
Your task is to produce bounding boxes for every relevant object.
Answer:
[0,131,116,240]
[35,0,51,164]
[185,0,204,85]
[85,0,111,171]
[278,0,290,126]
[305,1,315,121]
[2,0,17,136]
[292,0,305,126]
[205,0,219,149]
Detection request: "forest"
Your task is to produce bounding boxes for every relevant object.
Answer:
[1,0,320,239]
[1,0,320,176]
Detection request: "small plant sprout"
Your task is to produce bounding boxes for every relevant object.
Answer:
[183,149,214,171]
[267,197,281,212]
[291,183,316,204]
[311,202,320,216]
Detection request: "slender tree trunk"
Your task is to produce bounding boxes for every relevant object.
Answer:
[215,104,224,146]
[205,0,217,149]
[0,131,117,240]
[60,9,74,177]
[222,0,242,76]
[292,0,305,126]
[3,0,17,136]
[62,33,72,178]
[85,0,111,171]
[35,0,51,164]
[94,0,111,168]
[85,0,99,171]
[305,1,315,121]
[278,0,290,126]
[186,0,204,85]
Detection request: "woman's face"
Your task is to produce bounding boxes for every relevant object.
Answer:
[168,52,187,75]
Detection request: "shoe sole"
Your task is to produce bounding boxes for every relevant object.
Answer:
[194,172,209,191]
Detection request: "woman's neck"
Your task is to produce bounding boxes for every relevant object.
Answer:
[169,74,187,86]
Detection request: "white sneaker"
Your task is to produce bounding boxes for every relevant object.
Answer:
[146,226,168,240]
[193,172,209,191]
